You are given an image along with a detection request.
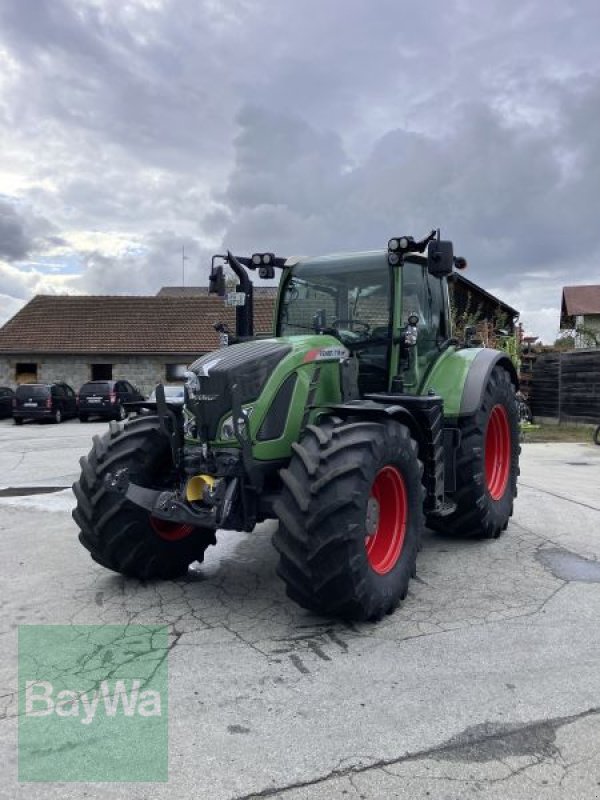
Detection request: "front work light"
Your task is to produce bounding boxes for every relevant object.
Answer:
[259,265,275,279]
[388,236,412,253]
[251,252,276,266]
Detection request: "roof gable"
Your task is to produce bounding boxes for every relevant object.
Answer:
[561,285,600,317]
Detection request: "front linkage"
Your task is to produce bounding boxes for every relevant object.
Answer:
[106,376,260,533]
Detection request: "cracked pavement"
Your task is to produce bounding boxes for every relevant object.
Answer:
[1,418,600,798]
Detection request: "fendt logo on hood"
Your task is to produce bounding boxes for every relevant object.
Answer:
[198,357,222,376]
[303,346,350,363]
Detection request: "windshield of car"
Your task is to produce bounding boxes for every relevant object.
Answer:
[80,382,111,395]
[278,261,390,345]
[16,385,49,398]
[149,386,184,400]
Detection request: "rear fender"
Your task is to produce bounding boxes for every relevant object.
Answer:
[422,347,518,418]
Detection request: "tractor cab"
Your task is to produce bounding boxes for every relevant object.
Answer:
[277,250,393,395]
[276,233,456,396]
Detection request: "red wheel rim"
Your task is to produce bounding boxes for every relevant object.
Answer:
[485,404,511,500]
[365,466,407,575]
[149,516,194,542]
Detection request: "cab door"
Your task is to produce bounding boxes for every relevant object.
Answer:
[399,260,450,391]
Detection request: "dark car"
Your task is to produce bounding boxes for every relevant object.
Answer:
[0,386,15,418]
[13,383,78,424]
[78,380,144,422]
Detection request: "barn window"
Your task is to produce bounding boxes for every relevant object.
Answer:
[16,362,38,383]
[91,363,113,380]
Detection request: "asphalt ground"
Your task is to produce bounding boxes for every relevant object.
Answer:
[1,416,599,799]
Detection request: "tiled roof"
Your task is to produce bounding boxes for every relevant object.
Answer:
[561,285,600,316]
[0,295,275,355]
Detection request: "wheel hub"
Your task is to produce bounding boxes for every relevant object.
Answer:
[366,497,380,535]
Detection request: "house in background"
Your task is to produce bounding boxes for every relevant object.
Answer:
[448,273,520,333]
[560,285,600,348]
[0,293,274,394]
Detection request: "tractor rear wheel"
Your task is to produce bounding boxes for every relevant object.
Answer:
[428,365,519,539]
[273,419,424,621]
[73,415,216,579]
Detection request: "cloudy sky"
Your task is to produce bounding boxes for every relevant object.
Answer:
[1,0,599,341]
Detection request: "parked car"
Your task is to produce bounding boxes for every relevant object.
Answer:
[137,385,184,416]
[148,385,185,405]
[78,380,144,422]
[13,383,78,424]
[0,386,15,419]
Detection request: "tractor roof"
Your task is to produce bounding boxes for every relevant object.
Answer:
[287,250,424,272]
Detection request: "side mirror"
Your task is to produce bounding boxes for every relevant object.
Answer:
[209,265,226,296]
[427,239,454,277]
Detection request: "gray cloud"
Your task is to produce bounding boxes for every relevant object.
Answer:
[0,198,57,262]
[0,199,31,261]
[76,231,213,296]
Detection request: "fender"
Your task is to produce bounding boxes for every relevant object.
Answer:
[422,347,518,418]
[324,395,445,513]
[324,400,424,449]
[459,349,518,416]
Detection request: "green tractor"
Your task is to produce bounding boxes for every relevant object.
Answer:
[73,230,519,621]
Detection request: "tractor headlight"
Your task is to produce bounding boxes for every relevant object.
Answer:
[388,236,410,253]
[220,407,254,440]
[258,265,275,279]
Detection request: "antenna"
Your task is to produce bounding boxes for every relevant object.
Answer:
[182,245,189,287]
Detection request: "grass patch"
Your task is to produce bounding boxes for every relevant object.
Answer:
[521,423,598,443]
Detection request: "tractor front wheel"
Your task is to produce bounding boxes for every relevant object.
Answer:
[428,365,519,539]
[273,419,424,621]
[73,416,216,579]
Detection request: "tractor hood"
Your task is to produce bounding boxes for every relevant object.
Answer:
[188,335,345,441]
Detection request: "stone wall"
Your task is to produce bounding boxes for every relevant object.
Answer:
[0,354,201,397]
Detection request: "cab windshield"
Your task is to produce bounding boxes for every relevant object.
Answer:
[278,261,391,346]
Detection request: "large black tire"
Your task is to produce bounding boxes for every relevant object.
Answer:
[14,417,23,425]
[273,419,424,621]
[428,365,519,539]
[73,415,216,579]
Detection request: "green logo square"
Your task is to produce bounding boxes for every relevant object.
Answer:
[18,625,168,782]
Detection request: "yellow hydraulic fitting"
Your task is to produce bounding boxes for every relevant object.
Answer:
[186,474,216,502]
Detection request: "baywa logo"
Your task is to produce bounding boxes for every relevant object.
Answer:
[25,678,162,725]
[18,625,169,782]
